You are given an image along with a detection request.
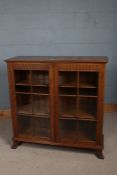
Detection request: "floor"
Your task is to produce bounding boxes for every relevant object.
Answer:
[0,112,117,175]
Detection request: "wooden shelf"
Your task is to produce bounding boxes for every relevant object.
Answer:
[59,108,96,121]
[33,106,49,115]
[16,92,31,95]
[17,113,49,118]
[32,84,49,87]
[59,94,77,97]
[59,83,97,88]
[59,114,96,121]
[78,95,98,98]
[15,93,98,97]
[16,84,49,87]
[33,111,49,116]
[16,83,30,86]
[17,104,32,115]
[32,93,49,96]
[79,83,97,88]
[78,110,96,121]
[59,114,77,120]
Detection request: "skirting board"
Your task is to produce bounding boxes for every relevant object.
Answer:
[0,109,11,118]
[0,104,117,118]
[104,104,117,112]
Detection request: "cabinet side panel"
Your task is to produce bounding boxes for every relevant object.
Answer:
[7,63,18,137]
[54,65,59,142]
[96,64,106,148]
[48,64,55,141]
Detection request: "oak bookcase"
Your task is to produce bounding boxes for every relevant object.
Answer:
[5,56,108,159]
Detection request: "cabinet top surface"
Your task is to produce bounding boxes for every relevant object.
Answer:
[5,56,108,63]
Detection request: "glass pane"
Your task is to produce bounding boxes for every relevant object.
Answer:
[59,87,77,95]
[15,70,30,85]
[78,98,97,120]
[32,71,49,85]
[16,94,32,114]
[79,88,97,96]
[59,71,77,86]
[79,121,96,141]
[34,118,50,137]
[59,96,77,118]
[79,72,98,88]
[15,85,31,93]
[18,116,50,138]
[33,95,49,115]
[32,86,49,94]
[18,115,33,136]
[59,119,77,141]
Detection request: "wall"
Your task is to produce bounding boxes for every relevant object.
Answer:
[0,0,117,108]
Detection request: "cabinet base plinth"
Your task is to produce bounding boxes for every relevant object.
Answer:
[11,141,22,149]
[95,150,104,159]
[11,138,104,159]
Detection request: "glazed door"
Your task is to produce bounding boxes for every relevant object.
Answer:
[12,63,54,141]
[55,64,99,145]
